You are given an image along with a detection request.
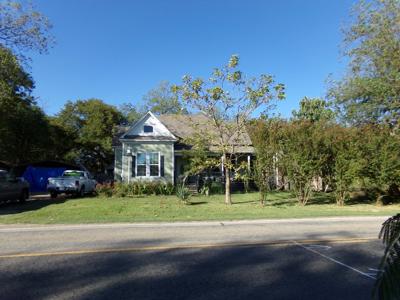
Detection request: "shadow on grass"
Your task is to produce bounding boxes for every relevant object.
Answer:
[0,196,70,216]
[233,199,259,205]
[188,201,208,206]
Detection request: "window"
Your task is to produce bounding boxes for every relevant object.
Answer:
[135,152,163,177]
[63,171,84,177]
[143,125,153,133]
[149,152,159,176]
[137,153,146,176]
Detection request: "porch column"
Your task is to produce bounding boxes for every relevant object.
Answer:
[247,155,251,171]
[127,155,131,184]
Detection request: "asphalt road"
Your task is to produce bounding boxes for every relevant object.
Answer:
[0,217,388,299]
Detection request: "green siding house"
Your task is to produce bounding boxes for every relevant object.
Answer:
[114,111,254,185]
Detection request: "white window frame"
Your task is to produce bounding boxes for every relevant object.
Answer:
[135,152,161,178]
[136,153,147,177]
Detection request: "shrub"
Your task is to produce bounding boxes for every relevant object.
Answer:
[113,182,129,197]
[103,182,176,198]
[210,182,224,194]
[95,183,113,198]
[176,184,191,204]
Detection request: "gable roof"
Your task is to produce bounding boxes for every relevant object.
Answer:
[120,111,176,142]
[158,114,254,152]
[114,112,254,153]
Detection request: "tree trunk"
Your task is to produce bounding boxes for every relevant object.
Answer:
[260,190,265,206]
[225,167,232,205]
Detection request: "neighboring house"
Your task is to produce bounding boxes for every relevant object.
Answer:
[113,111,254,185]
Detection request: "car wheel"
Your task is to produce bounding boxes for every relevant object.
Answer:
[79,186,85,198]
[50,192,58,199]
[19,190,28,203]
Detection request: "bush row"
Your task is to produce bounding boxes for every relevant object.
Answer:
[95,182,175,198]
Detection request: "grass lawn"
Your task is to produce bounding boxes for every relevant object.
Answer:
[0,191,399,224]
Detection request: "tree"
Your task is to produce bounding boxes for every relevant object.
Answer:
[249,117,285,206]
[0,1,53,56]
[0,2,59,165]
[292,97,335,123]
[118,102,141,124]
[280,121,329,205]
[0,46,51,164]
[324,125,362,206]
[45,117,77,162]
[0,45,34,101]
[142,81,188,115]
[329,0,400,127]
[357,125,400,201]
[173,55,285,205]
[0,99,51,165]
[54,99,123,173]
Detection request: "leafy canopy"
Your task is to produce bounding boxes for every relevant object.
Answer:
[0,1,54,57]
[329,0,400,127]
[292,97,335,123]
[54,99,123,173]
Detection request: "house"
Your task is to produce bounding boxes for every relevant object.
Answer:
[113,111,254,185]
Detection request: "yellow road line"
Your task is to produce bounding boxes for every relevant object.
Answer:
[0,237,377,259]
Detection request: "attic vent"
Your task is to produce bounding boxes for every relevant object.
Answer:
[144,125,153,133]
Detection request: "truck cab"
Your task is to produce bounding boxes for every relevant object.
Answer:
[47,170,96,198]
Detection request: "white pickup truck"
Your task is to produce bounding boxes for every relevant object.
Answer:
[47,170,96,198]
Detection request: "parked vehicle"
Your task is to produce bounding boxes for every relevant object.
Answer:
[47,170,96,198]
[0,169,30,203]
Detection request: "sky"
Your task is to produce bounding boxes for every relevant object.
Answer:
[29,0,355,118]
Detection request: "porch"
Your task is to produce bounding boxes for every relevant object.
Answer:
[174,153,255,193]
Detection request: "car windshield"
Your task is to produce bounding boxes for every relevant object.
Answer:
[63,171,84,177]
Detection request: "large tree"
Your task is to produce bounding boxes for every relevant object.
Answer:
[54,99,123,173]
[324,125,362,206]
[173,55,285,205]
[280,121,329,205]
[329,0,400,127]
[292,97,335,123]
[142,81,188,115]
[118,102,141,124]
[0,46,51,164]
[249,117,285,206]
[357,124,400,200]
[0,1,53,57]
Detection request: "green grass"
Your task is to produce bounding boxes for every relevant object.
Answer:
[0,192,399,224]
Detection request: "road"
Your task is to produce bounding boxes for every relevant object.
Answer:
[0,217,388,299]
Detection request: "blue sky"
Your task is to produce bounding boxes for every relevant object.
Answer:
[30,0,354,117]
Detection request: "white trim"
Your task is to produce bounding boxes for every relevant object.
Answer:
[171,143,175,185]
[120,111,177,140]
[121,143,125,180]
[121,139,176,143]
[134,151,161,179]
[158,152,161,177]
[135,152,137,178]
